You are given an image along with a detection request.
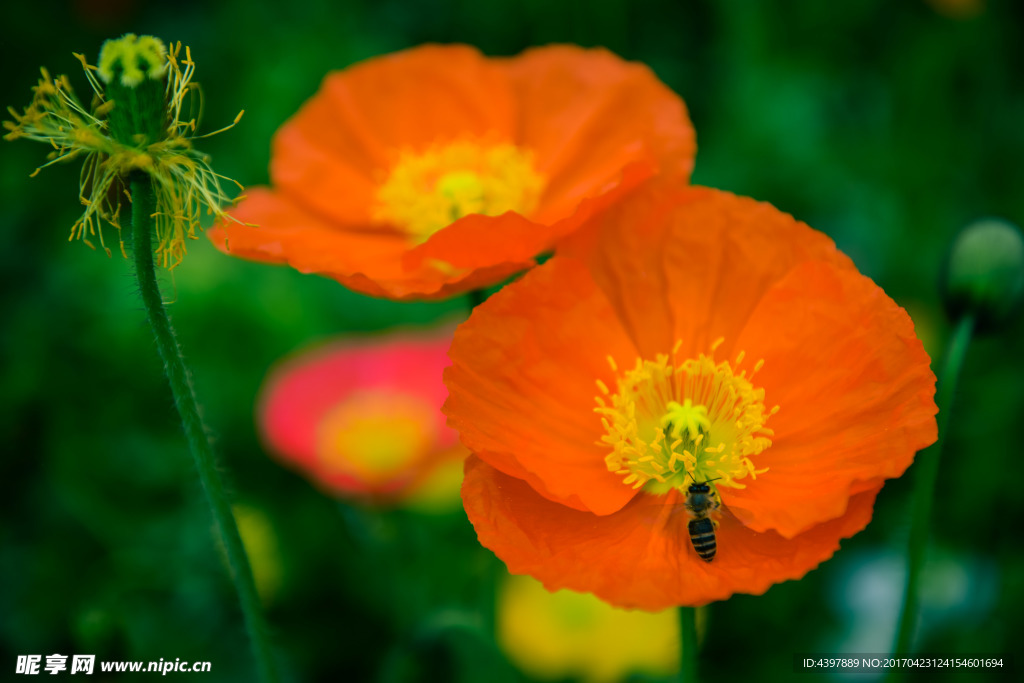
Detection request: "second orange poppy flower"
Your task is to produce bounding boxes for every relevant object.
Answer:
[210,45,696,299]
[445,185,938,609]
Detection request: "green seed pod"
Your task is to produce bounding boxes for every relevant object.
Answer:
[942,218,1024,331]
[97,34,170,146]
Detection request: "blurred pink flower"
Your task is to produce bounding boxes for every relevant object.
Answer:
[258,329,466,508]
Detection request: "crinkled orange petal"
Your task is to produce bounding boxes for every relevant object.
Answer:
[722,261,938,537]
[559,185,857,360]
[445,257,640,515]
[500,46,696,225]
[463,457,880,610]
[470,448,595,514]
[270,45,516,226]
[211,188,532,300]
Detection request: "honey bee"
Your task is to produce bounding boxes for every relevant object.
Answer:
[684,475,720,562]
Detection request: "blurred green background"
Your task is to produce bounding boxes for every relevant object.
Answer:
[2,0,1022,681]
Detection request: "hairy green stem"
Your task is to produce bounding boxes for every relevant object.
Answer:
[130,173,278,683]
[678,606,699,682]
[891,314,975,663]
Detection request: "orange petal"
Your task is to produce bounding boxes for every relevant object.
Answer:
[463,457,880,610]
[270,45,516,226]
[500,46,696,225]
[445,257,639,515]
[471,448,594,513]
[210,188,531,300]
[559,185,856,360]
[723,261,938,537]
[405,159,654,272]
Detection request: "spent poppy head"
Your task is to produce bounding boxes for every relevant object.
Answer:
[209,44,696,300]
[3,35,244,269]
[445,184,938,609]
[259,329,466,509]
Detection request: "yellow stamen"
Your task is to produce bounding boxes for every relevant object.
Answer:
[595,341,775,496]
[374,139,545,242]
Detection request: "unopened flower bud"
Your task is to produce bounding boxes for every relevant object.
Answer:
[942,218,1024,331]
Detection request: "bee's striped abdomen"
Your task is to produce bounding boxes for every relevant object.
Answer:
[688,517,717,562]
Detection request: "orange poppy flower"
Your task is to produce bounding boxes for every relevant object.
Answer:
[259,329,466,509]
[445,185,938,609]
[208,44,696,300]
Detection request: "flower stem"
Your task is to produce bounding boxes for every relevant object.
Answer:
[129,173,278,683]
[892,314,975,659]
[678,606,699,682]
[467,288,487,311]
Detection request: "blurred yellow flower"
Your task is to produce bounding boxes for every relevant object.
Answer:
[497,574,679,683]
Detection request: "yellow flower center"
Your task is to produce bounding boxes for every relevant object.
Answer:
[595,338,777,495]
[373,139,545,242]
[315,390,437,486]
